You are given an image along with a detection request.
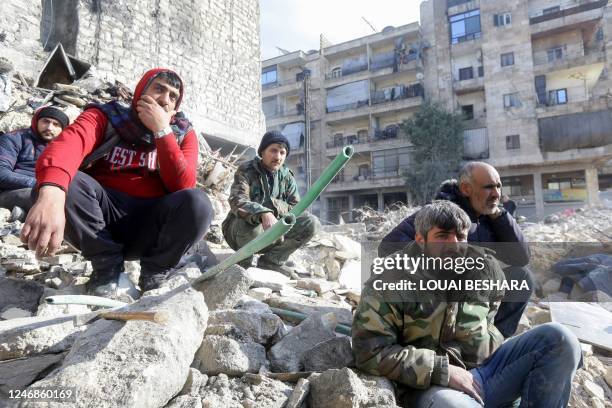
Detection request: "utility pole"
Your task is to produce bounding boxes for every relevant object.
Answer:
[302,69,311,189]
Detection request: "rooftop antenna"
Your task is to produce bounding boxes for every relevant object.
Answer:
[276,47,291,55]
[362,17,377,33]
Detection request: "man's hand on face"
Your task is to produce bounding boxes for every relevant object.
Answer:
[260,212,278,231]
[136,95,176,133]
[448,365,484,406]
[488,205,502,220]
[20,186,66,259]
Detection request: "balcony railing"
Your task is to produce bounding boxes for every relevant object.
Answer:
[529,0,607,24]
[371,83,424,105]
[264,105,304,119]
[325,126,406,149]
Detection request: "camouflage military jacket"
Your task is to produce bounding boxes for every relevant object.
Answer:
[352,242,505,390]
[225,157,299,225]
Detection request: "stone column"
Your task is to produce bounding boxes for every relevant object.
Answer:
[377,190,384,212]
[533,172,544,220]
[348,194,355,222]
[585,167,600,205]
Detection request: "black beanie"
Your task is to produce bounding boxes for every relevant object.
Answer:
[258,130,290,157]
[37,106,69,129]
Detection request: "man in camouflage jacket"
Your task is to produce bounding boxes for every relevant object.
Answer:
[352,201,582,407]
[222,130,318,276]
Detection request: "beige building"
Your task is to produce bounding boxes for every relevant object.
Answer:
[262,0,612,222]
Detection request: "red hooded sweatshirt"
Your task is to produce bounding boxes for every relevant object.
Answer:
[35,68,198,198]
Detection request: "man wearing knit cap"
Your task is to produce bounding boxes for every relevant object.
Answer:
[0,106,69,217]
[223,130,319,277]
[21,69,213,299]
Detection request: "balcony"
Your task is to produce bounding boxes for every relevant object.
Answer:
[532,43,605,75]
[530,0,606,38]
[264,105,304,127]
[326,167,406,192]
[325,128,412,155]
[262,77,302,97]
[453,76,485,95]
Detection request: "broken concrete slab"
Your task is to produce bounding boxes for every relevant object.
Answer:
[0,307,32,320]
[265,295,353,326]
[308,368,398,408]
[0,314,85,360]
[200,374,292,408]
[332,235,361,259]
[21,284,208,408]
[246,267,292,291]
[302,336,354,372]
[295,278,338,294]
[194,265,253,310]
[248,287,273,301]
[0,277,44,314]
[0,353,65,396]
[268,312,337,373]
[285,378,310,408]
[338,259,362,290]
[550,302,612,351]
[165,395,202,408]
[178,367,208,397]
[194,335,267,376]
[206,309,285,345]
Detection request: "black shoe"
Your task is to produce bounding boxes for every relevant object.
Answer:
[257,257,299,280]
[139,272,169,292]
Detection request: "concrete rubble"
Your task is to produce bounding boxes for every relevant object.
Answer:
[0,57,610,405]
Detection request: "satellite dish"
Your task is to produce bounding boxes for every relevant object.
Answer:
[382,26,395,33]
[416,72,424,81]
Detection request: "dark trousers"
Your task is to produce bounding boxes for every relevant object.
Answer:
[494,266,535,338]
[64,172,213,288]
[0,188,33,211]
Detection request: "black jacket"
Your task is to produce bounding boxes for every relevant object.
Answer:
[378,180,531,266]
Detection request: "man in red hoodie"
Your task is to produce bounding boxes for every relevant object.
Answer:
[21,68,213,297]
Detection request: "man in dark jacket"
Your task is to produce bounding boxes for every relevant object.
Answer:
[378,161,533,338]
[21,68,213,299]
[222,130,319,277]
[0,106,68,213]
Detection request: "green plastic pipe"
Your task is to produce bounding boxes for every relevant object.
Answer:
[290,145,354,217]
[193,213,297,284]
[269,307,352,336]
[45,295,127,309]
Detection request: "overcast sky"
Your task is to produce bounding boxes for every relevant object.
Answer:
[260,0,424,60]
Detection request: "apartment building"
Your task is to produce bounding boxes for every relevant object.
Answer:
[262,0,612,223]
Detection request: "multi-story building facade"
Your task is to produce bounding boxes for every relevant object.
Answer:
[262,0,612,223]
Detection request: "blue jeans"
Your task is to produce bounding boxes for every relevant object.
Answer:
[494,266,535,338]
[406,323,583,408]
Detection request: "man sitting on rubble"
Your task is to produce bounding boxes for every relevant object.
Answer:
[222,130,319,278]
[378,161,533,338]
[21,68,213,298]
[0,106,68,218]
[353,200,582,408]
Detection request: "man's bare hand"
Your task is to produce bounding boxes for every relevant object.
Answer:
[135,95,175,133]
[20,186,66,258]
[448,365,484,406]
[260,212,277,231]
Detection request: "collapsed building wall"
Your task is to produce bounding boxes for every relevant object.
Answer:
[0,0,264,148]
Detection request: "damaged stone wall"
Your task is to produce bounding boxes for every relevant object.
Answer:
[0,0,265,148]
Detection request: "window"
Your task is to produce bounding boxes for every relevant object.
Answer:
[331,67,342,78]
[543,6,560,15]
[447,0,471,7]
[596,27,604,41]
[357,129,369,143]
[333,133,343,147]
[459,67,474,80]
[506,134,520,150]
[346,134,358,145]
[261,66,277,85]
[500,52,514,67]
[461,105,474,120]
[503,93,520,108]
[548,89,567,105]
[494,13,512,26]
[478,66,484,77]
[450,10,481,44]
[547,46,564,62]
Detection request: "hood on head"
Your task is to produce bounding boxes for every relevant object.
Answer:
[435,179,461,201]
[132,68,184,111]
